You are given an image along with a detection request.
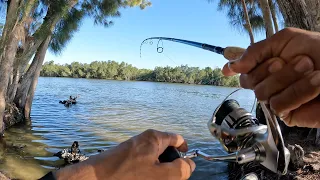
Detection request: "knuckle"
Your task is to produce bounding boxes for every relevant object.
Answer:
[254,85,268,101]
[144,129,157,136]
[239,74,250,89]
[289,84,300,101]
[280,27,296,35]
[143,129,160,143]
[269,97,282,115]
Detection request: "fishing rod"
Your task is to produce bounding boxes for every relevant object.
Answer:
[140,37,246,61]
[141,37,291,177]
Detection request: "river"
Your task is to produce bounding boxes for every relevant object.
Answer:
[0,77,256,180]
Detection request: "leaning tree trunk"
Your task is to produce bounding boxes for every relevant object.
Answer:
[14,0,79,119]
[0,0,21,134]
[241,0,255,44]
[24,36,51,118]
[0,0,37,134]
[276,0,320,146]
[258,0,275,37]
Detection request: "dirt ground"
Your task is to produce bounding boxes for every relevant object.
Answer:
[284,130,320,180]
[228,128,320,180]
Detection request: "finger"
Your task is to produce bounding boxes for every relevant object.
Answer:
[240,57,286,89]
[228,28,301,74]
[269,71,320,119]
[254,56,314,101]
[143,130,188,156]
[158,158,196,180]
[222,63,237,76]
[161,132,188,153]
[280,98,320,128]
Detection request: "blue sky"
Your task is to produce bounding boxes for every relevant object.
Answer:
[44,0,266,69]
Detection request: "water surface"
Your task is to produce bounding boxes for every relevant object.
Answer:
[0,77,256,179]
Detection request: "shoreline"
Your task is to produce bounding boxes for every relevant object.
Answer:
[39,76,240,88]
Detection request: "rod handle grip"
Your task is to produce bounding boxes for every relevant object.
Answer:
[224,46,246,61]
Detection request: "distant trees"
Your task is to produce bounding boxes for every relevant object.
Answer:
[40,61,240,87]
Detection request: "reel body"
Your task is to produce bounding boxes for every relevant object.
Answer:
[159,89,290,176]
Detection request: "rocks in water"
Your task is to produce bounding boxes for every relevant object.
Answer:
[97,149,105,153]
[0,172,10,180]
[54,141,88,164]
[288,144,305,169]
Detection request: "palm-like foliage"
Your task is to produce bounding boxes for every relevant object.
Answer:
[47,0,151,54]
[215,0,265,35]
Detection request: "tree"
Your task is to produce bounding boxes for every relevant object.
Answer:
[258,0,274,37]
[0,0,152,133]
[40,61,240,87]
[214,0,265,44]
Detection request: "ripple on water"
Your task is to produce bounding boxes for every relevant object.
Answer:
[0,78,256,180]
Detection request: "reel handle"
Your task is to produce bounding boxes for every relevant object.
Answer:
[158,146,181,163]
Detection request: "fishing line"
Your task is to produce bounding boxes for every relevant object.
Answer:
[140,38,179,66]
[162,52,178,66]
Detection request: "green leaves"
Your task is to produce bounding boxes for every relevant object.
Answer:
[40,61,239,87]
[50,8,84,54]
[123,0,152,9]
[216,0,265,35]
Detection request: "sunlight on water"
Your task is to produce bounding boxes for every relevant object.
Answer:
[0,78,256,180]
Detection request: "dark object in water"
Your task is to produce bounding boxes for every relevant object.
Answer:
[54,141,88,164]
[97,149,105,153]
[59,96,77,107]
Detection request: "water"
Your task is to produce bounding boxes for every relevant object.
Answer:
[0,77,256,180]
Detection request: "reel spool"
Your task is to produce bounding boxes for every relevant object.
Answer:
[159,89,290,175]
[208,89,267,153]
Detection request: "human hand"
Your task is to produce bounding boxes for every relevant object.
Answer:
[222,28,320,128]
[54,129,196,180]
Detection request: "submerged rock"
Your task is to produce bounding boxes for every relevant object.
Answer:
[288,144,305,169]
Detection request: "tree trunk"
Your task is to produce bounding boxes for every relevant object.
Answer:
[241,0,255,44]
[24,36,51,118]
[276,0,312,30]
[14,41,44,110]
[7,59,21,103]
[0,0,37,134]
[0,26,21,134]
[258,0,275,38]
[269,0,279,32]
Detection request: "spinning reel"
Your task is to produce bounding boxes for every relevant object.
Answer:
[140,36,290,176]
[159,89,290,176]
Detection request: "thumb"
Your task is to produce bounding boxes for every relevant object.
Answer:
[222,63,238,76]
[158,158,196,180]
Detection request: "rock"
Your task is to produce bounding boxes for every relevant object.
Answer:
[311,164,320,172]
[54,141,89,164]
[288,144,305,169]
[0,172,10,180]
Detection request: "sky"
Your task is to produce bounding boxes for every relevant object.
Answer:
[44,0,266,70]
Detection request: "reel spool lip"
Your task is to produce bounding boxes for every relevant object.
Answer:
[208,88,264,153]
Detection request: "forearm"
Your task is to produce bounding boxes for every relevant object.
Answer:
[53,160,98,180]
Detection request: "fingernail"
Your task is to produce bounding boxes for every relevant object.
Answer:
[294,57,314,73]
[310,72,320,86]
[228,60,239,70]
[268,61,283,73]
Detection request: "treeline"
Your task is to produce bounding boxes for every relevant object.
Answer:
[40,60,240,87]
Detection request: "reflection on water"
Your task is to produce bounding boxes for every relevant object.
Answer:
[0,78,256,180]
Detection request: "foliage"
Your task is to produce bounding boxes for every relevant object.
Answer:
[215,0,265,35]
[40,60,240,87]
